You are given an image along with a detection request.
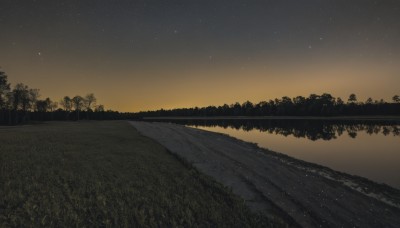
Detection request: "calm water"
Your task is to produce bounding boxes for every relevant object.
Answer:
[153,119,400,189]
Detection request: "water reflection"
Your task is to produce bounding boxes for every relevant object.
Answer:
[152,119,400,141]
[146,118,400,188]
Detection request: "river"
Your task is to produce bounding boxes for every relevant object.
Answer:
[149,118,400,189]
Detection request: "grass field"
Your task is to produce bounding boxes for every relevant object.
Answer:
[0,121,284,227]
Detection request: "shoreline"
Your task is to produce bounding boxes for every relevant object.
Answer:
[130,121,400,227]
[142,115,400,121]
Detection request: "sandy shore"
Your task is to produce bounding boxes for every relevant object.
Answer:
[130,121,400,228]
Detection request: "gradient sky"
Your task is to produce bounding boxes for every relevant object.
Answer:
[1,0,399,112]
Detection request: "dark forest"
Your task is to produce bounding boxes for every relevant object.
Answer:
[135,94,400,118]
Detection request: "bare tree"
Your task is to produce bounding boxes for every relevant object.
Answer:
[84,93,97,120]
[29,88,40,111]
[84,93,97,111]
[60,96,72,111]
[72,95,84,120]
[48,98,58,121]
[60,96,72,120]
[48,99,58,112]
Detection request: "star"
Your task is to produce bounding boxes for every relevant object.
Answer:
[38,52,42,56]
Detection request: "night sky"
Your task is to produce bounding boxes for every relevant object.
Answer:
[1,0,399,111]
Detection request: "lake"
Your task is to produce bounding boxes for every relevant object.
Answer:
[149,118,400,189]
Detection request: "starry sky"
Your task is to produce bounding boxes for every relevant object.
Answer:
[1,0,399,112]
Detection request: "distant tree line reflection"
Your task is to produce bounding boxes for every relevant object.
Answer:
[151,119,400,141]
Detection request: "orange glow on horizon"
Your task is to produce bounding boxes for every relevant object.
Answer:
[3,57,399,112]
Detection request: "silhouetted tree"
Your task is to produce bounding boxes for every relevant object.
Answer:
[0,70,11,124]
[5,91,13,124]
[84,93,96,110]
[48,98,58,120]
[60,96,72,120]
[29,89,40,111]
[393,95,400,103]
[48,98,58,111]
[348,94,357,104]
[35,99,48,120]
[134,92,400,118]
[1,67,399,124]
[0,69,127,124]
[319,93,335,116]
[60,96,72,111]
[72,95,84,120]
[290,96,304,115]
[0,70,10,110]
[336,97,344,105]
[84,93,96,119]
[242,101,254,116]
[12,83,32,123]
[231,102,242,116]
[95,104,104,112]
[36,100,48,112]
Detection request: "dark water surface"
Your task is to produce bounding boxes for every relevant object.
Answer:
[150,119,400,189]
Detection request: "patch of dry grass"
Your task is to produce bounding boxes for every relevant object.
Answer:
[0,121,284,227]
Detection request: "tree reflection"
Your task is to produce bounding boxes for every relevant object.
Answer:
[149,119,400,141]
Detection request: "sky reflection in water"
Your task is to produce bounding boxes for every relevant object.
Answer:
[158,119,400,189]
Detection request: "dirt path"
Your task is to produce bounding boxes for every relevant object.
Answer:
[130,121,400,228]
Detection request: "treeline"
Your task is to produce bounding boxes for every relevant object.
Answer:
[135,93,400,118]
[0,70,132,125]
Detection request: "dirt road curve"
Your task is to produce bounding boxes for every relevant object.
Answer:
[130,121,400,228]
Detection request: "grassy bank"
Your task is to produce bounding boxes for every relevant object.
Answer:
[0,121,283,227]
